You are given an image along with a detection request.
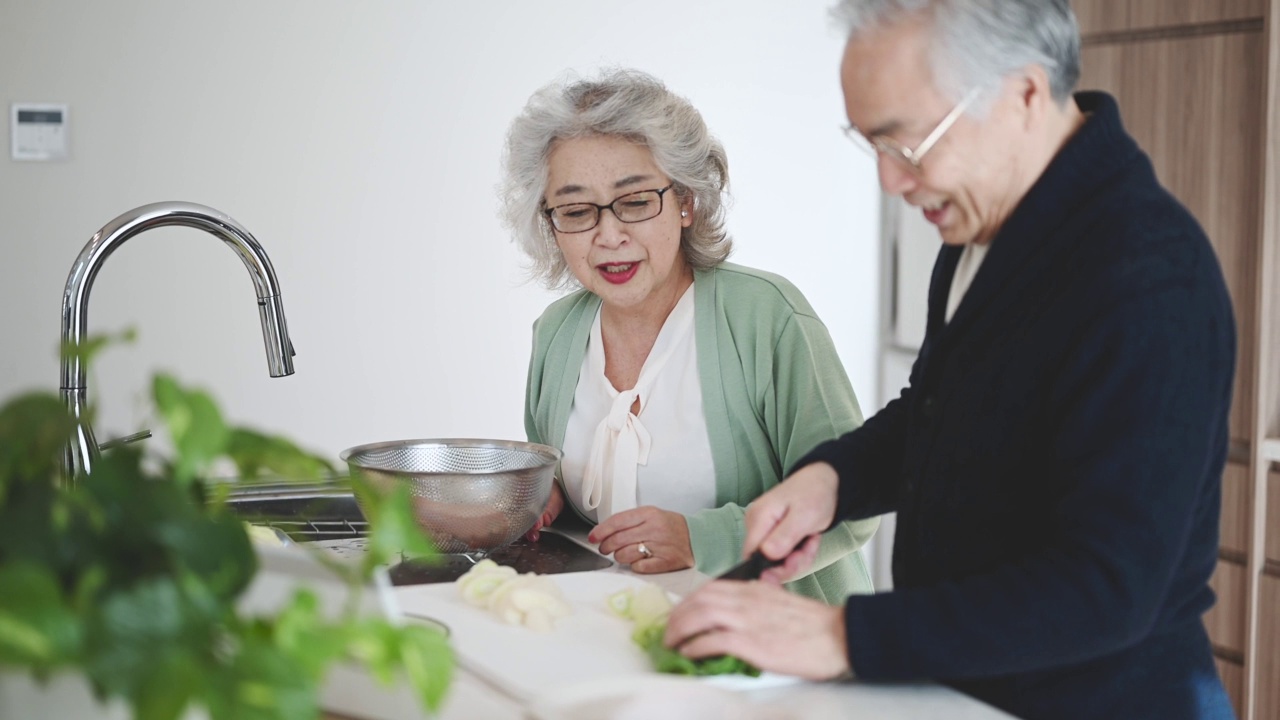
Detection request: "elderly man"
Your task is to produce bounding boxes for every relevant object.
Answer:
[663,1,1237,718]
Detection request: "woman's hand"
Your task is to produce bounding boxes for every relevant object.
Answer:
[525,481,565,542]
[663,579,851,681]
[589,506,694,573]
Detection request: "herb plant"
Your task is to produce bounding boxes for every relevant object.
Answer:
[0,344,453,720]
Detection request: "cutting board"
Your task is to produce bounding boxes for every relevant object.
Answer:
[393,571,660,703]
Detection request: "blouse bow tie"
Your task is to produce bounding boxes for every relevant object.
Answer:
[580,387,652,519]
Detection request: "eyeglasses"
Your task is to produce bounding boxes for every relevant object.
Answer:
[842,88,980,176]
[543,184,676,234]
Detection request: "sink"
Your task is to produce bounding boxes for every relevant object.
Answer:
[223,479,368,541]
[222,479,613,583]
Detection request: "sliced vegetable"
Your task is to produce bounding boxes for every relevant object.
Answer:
[456,561,571,632]
[606,581,761,677]
[631,623,761,677]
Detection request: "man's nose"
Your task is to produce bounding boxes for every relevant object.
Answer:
[877,155,920,196]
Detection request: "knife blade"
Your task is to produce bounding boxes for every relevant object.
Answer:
[715,550,783,581]
[715,534,822,581]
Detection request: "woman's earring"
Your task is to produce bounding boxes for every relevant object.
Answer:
[681,211,688,218]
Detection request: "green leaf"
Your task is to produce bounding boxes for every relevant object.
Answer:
[341,618,454,712]
[133,651,203,720]
[152,375,230,485]
[395,623,455,712]
[268,590,350,680]
[225,429,334,482]
[351,474,436,574]
[0,472,62,570]
[0,563,82,667]
[0,393,77,495]
[86,578,194,694]
[72,566,108,611]
[344,620,402,684]
[59,328,137,371]
[156,509,257,602]
[73,446,184,583]
[204,634,317,720]
[631,622,760,677]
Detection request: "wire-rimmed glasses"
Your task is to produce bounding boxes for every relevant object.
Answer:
[543,184,676,234]
[843,88,980,176]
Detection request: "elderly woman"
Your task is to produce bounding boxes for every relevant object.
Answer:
[499,69,877,602]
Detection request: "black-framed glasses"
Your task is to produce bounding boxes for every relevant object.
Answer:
[842,87,980,177]
[543,184,676,234]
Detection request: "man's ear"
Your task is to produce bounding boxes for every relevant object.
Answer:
[1014,64,1055,130]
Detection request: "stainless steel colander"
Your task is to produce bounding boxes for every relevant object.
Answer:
[339,438,560,556]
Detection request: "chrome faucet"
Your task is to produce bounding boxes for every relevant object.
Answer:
[60,201,296,482]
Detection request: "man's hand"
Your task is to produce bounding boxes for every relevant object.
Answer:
[758,534,822,586]
[664,579,851,680]
[743,462,840,568]
[589,506,694,573]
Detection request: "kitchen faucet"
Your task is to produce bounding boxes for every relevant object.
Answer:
[60,201,296,482]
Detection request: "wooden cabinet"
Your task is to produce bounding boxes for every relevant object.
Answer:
[1257,573,1279,720]
[1080,30,1263,446]
[1076,2,1278,717]
[1220,656,1247,720]
[1074,0,1266,35]
[1223,461,1251,557]
[1207,559,1248,655]
[1268,468,1280,564]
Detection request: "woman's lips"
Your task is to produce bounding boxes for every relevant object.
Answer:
[597,262,640,285]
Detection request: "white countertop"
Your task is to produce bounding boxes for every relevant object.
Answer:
[0,533,1017,720]
[0,532,1018,717]
[392,529,1018,720]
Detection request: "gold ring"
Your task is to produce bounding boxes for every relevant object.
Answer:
[637,542,653,559]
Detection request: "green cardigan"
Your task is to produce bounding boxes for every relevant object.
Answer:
[524,262,878,602]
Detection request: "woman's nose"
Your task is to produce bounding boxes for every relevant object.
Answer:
[592,209,629,248]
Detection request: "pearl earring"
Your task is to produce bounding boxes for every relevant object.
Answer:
[681,211,688,217]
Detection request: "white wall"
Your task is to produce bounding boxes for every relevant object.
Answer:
[0,0,881,466]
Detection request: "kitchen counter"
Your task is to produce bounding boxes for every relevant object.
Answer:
[1,527,1016,720]
[389,527,1019,720]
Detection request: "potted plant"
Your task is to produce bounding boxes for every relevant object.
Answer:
[0,338,454,720]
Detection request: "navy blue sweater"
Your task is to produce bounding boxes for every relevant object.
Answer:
[798,92,1237,719]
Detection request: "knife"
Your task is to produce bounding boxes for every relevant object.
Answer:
[716,531,823,581]
[715,549,784,581]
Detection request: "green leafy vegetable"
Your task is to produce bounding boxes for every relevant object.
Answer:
[607,584,760,677]
[631,622,761,677]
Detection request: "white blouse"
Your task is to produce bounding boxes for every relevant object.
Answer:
[560,286,717,523]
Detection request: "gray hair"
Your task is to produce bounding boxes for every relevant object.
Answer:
[499,68,732,290]
[831,0,1080,109]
